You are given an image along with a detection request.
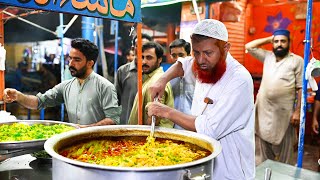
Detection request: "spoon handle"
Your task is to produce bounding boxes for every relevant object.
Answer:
[150,97,158,137]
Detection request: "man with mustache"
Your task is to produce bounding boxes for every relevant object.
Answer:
[245,29,303,165]
[128,41,174,127]
[147,19,255,179]
[3,38,121,127]
[114,33,153,124]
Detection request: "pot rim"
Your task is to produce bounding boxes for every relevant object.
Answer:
[44,125,221,171]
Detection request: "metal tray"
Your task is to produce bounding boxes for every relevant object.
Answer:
[0,120,79,150]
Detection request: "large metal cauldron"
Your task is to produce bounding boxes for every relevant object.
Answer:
[44,125,221,180]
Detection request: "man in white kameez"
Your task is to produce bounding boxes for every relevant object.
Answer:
[147,19,255,180]
[245,29,303,165]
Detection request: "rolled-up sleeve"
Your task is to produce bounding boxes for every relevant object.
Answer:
[36,83,64,110]
[247,48,267,62]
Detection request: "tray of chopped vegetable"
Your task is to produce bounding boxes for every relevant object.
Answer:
[0,120,79,150]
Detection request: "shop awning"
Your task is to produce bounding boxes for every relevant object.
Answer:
[141,0,231,31]
[0,0,141,23]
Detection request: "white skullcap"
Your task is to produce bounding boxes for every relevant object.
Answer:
[192,19,228,42]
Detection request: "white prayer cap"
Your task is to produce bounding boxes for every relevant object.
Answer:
[192,19,228,42]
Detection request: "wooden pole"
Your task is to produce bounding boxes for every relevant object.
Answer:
[137,23,143,125]
[0,12,5,111]
[166,23,175,64]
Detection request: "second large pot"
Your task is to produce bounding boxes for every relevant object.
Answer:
[44,125,221,180]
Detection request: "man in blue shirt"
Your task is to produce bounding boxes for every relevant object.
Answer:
[168,39,195,129]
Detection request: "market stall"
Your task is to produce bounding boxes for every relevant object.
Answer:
[0,0,143,179]
[0,0,318,179]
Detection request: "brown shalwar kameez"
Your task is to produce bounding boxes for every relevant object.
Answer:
[248,48,303,165]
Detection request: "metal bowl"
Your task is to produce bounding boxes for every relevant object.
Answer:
[45,125,221,180]
[0,120,79,150]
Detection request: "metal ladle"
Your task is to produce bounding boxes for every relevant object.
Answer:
[264,168,272,180]
[150,97,158,138]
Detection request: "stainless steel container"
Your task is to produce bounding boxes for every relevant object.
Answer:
[44,125,221,180]
[0,120,79,150]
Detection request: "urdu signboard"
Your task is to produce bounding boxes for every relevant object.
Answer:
[141,0,187,8]
[0,0,141,22]
[141,0,227,8]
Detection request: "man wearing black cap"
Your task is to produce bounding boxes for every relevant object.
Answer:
[245,29,303,165]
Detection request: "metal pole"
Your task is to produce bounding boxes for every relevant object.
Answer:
[82,16,95,42]
[297,0,313,168]
[205,1,210,19]
[191,0,201,22]
[82,16,97,72]
[63,15,79,35]
[96,18,108,79]
[40,109,45,120]
[112,20,119,80]
[3,10,56,35]
[58,13,65,121]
